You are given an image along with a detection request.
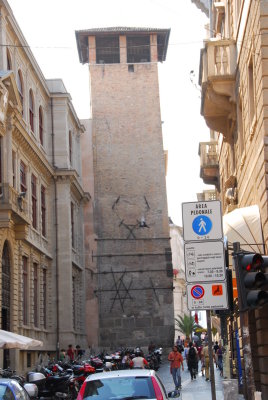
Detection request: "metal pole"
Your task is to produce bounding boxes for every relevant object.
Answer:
[206,310,217,400]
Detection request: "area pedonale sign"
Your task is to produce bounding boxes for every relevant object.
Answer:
[182,200,228,311]
[182,200,223,242]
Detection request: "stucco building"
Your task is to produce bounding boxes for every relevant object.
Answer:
[0,0,89,371]
[193,0,268,398]
[76,27,174,348]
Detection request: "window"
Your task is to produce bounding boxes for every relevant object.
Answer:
[71,202,74,248]
[237,96,245,157]
[12,151,16,188]
[20,161,27,193]
[29,90,34,132]
[43,269,47,329]
[39,106,43,145]
[22,256,28,325]
[33,263,38,327]
[248,57,255,125]
[6,48,12,70]
[127,35,150,63]
[96,36,120,64]
[41,185,46,237]
[17,70,24,115]
[69,131,72,164]
[31,174,37,229]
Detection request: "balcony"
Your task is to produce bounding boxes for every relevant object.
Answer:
[0,183,30,237]
[199,141,219,186]
[199,39,236,141]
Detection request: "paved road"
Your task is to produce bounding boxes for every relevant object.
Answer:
[157,360,225,400]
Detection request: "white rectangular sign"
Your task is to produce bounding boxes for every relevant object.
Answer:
[182,201,223,242]
[187,282,228,310]
[184,241,226,283]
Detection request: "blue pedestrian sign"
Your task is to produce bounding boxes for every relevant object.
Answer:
[192,215,212,236]
[182,200,223,241]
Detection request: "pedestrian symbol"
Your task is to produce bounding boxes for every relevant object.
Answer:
[192,215,212,236]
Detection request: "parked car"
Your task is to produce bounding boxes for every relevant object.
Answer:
[77,369,176,399]
[0,378,37,399]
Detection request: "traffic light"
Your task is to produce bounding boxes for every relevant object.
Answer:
[235,253,268,310]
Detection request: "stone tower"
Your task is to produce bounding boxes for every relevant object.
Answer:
[76,27,174,348]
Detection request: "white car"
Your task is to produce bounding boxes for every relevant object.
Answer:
[77,369,179,399]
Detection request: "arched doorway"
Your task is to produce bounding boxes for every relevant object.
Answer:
[2,241,11,368]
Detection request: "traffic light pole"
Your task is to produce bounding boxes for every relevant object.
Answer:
[233,242,256,400]
[206,310,216,400]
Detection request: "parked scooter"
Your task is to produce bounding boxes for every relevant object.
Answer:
[27,368,76,399]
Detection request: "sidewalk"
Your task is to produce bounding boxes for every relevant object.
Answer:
[158,361,225,400]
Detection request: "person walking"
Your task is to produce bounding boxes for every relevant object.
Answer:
[67,344,75,362]
[187,342,198,380]
[203,343,210,381]
[168,345,184,390]
[217,343,223,376]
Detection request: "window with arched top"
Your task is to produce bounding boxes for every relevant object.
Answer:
[29,89,34,132]
[17,70,24,115]
[6,49,12,70]
[39,106,43,145]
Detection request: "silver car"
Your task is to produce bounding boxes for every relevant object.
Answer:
[77,369,178,399]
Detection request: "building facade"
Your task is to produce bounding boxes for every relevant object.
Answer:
[0,0,89,371]
[169,221,188,340]
[194,0,268,398]
[76,27,174,348]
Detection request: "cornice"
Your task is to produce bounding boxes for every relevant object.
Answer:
[54,169,90,202]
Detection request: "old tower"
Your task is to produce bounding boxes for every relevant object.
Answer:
[76,27,174,348]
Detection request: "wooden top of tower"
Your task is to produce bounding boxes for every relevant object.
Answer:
[75,26,170,64]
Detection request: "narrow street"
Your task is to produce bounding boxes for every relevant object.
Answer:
[158,360,225,400]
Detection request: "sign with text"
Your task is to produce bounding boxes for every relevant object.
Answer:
[182,201,223,242]
[184,241,226,283]
[187,281,228,310]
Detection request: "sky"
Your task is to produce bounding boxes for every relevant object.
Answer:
[7,0,212,226]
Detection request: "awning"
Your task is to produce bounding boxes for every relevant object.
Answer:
[0,330,43,349]
[223,205,264,253]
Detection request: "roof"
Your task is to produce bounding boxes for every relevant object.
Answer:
[75,26,170,64]
[85,369,155,381]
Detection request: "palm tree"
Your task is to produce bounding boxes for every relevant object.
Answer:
[175,314,198,340]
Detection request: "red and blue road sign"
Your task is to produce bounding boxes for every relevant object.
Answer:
[191,284,205,299]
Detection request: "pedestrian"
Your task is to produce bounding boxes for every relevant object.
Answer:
[216,344,223,376]
[187,342,198,380]
[67,344,75,362]
[176,335,182,347]
[213,341,219,368]
[148,342,156,354]
[168,345,184,390]
[121,350,131,369]
[203,342,210,381]
[75,345,83,360]
[59,349,65,362]
[130,349,148,369]
[184,344,189,369]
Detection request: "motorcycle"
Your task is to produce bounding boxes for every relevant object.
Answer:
[27,368,76,399]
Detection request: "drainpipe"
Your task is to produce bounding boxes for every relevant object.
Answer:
[51,97,60,359]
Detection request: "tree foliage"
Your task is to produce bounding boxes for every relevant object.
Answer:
[175,314,198,339]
